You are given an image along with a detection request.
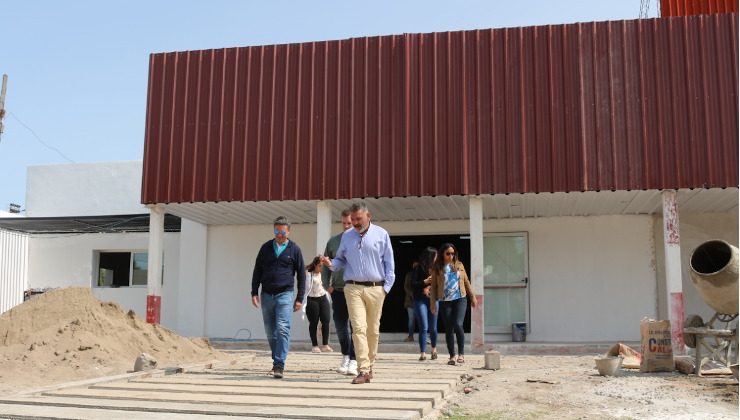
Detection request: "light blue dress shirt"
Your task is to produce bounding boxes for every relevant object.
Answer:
[330,223,396,294]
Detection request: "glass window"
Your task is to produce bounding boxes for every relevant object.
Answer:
[96,251,153,287]
[131,253,148,286]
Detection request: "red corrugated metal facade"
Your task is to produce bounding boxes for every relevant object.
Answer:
[661,0,738,17]
[142,14,738,204]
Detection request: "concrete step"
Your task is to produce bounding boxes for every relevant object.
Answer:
[3,350,478,419]
[211,339,639,355]
[90,382,443,406]
[133,376,454,396]
[45,387,434,416]
[0,396,419,419]
[181,370,459,385]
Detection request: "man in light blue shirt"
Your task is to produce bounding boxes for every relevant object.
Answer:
[321,201,395,384]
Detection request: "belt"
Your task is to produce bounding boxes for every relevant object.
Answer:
[345,280,384,287]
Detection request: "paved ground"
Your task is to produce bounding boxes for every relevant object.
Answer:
[0,350,485,419]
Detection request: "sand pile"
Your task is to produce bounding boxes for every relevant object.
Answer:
[0,287,229,394]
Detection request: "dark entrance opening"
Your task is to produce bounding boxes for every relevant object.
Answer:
[380,234,471,334]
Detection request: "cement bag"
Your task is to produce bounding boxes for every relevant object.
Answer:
[639,318,675,372]
[606,343,641,369]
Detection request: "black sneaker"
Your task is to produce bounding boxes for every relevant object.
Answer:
[273,366,284,379]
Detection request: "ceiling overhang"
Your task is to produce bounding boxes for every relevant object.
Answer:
[158,188,738,226]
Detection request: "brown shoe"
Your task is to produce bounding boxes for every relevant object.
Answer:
[352,372,371,384]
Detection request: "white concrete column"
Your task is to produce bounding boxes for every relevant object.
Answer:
[662,190,685,354]
[468,196,485,351]
[316,201,332,256]
[146,204,165,324]
[177,218,208,336]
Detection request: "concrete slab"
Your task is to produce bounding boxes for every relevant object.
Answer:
[45,387,433,416]
[197,369,465,381]
[0,396,419,419]
[186,370,461,384]
[3,350,479,419]
[132,376,454,396]
[12,354,254,397]
[211,339,640,355]
[90,382,442,406]
[0,402,252,419]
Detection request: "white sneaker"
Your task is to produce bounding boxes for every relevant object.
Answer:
[337,355,350,374]
[346,359,358,376]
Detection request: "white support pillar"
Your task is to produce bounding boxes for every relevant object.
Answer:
[469,196,485,351]
[316,201,332,256]
[147,204,165,324]
[662,190,685,355]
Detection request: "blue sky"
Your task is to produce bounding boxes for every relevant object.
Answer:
[0,1,658,212]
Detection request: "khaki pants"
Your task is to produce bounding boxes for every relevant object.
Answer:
[345,284,385,373]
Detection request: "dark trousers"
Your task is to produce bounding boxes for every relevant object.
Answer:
[413,297,438,353]
[306,295,331,346]
[440,297,467,357]
[330,289,355,359]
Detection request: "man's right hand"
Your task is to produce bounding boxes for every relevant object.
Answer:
[251,295,260,308]
[327,287,334,295]
[319,255,332,267]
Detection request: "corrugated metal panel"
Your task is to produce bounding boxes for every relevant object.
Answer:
[142,14,738,204]
[661,0,738,16]
[0,228,28,314]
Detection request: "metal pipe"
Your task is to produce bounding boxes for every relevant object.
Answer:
[689,240,739,315]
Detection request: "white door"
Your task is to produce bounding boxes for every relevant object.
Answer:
[483,233,529,335]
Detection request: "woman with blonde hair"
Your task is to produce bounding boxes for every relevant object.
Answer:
[430,243,477,365]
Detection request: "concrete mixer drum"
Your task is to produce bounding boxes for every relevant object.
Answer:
[684,240,739,376]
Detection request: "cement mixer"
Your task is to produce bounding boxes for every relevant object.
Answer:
[684,240,738,376]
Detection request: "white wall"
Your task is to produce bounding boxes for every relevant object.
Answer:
[25,161,144,217]
[653,212,738,323]
[0,229,28,313]
[26,232,180,329]
[177,219,208,336]
[383,215,657,342]
[204,224,317,340]
[203,215,657,342]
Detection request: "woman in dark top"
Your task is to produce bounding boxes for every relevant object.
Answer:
[411,246,439,361]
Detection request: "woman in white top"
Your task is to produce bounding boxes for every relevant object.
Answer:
[305,256,333,353]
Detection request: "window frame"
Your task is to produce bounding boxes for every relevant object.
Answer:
[93,249,150,288]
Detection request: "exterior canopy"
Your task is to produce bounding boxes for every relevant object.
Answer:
[142,14,738,205]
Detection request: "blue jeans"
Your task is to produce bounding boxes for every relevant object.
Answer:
[407,306,417,337]
[413,297,438,353]
[440,297,467,357]
[331,289,355,360]
[261,290,294,368]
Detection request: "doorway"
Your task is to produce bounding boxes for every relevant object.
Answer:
[381,234,471,333]
[483,233,530,335]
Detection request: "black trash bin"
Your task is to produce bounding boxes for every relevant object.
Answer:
[512,322,527,342]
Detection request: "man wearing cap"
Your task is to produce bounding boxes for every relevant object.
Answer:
[321,201,395,384]
[252,216,306,379]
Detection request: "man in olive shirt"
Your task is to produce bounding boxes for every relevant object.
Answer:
[322,209,357,376]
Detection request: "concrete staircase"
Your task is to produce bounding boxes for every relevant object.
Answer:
[0,351,486,419]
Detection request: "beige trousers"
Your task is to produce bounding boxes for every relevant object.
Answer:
[345,284,386,374]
